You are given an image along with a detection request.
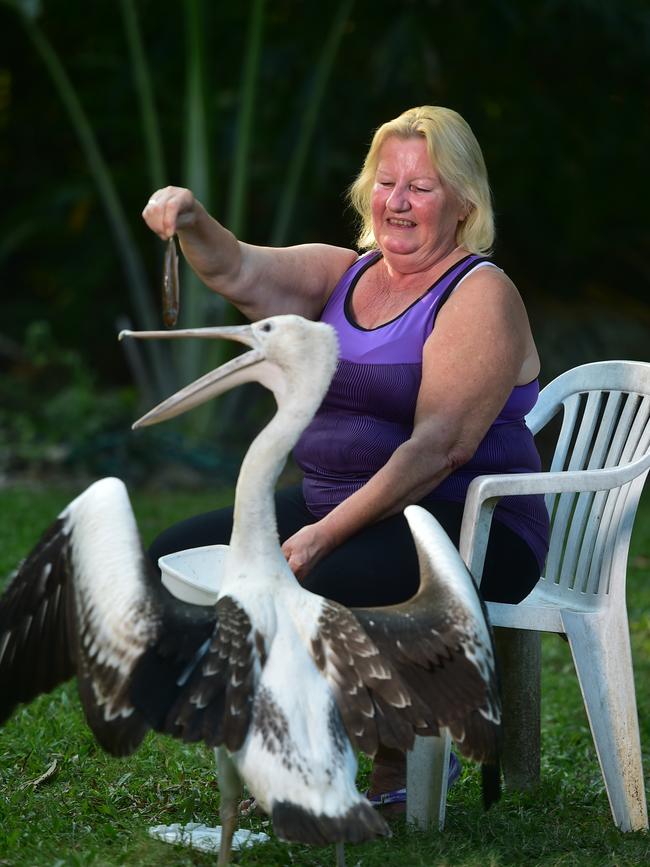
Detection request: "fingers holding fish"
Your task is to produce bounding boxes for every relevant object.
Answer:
[142,186,197,241]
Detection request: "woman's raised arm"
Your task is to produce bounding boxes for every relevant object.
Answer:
[142,186,357,322]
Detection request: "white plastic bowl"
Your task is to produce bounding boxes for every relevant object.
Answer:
[158,544,227,606]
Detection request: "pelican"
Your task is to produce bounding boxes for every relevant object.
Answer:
[0,315,500,866]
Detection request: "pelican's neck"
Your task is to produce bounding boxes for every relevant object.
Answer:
[228,391,314,566]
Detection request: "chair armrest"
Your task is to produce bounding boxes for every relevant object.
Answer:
[459,452,650,585]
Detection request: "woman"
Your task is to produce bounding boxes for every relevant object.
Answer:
[143,105,549,805]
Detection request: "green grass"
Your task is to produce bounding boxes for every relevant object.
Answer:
[1,483,649,866]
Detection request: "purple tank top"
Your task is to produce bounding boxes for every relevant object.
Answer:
[293,251,550,570]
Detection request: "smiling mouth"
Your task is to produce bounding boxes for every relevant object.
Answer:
[387,218,416,227]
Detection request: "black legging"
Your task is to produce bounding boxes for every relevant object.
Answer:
[148,485,540,607]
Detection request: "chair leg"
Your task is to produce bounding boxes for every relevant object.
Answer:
[495,628,541,790]
[406,731,451,830]
[563,608,648,832]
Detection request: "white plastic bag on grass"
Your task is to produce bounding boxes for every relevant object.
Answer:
[148,821,270,852]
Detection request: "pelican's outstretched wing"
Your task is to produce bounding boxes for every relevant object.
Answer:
[0,478,216,756]
[313,507,500,764]
[138,593,259,754]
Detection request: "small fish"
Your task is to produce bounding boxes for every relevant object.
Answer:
[162,237,180,327]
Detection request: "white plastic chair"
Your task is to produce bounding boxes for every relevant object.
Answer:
[407,360,650,833]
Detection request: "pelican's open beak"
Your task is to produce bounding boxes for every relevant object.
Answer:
[119,324,269,428]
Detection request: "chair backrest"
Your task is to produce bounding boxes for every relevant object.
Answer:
[526,361,650,607]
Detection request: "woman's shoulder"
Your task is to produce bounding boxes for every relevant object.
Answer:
[313,246,376,305]
[432,258,540,383]
[239,243,358,319]
[294,243,358,275]
[451,259,520,303]
[295,243,359,298]
[431,257,529,345]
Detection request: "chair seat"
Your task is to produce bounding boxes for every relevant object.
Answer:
[487,597,563,633]
[487,581,606,632]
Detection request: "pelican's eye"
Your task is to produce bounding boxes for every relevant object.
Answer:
[260,322,273,332]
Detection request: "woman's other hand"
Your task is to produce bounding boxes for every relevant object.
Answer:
[142,186,200,240]
[281,522,334,581]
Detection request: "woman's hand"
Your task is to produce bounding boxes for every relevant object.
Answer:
[142,186,200,240]
[281,522,334,581]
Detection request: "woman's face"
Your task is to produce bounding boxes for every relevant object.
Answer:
[371,135,466,268]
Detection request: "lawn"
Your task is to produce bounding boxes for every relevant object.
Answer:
[0,482,649,866]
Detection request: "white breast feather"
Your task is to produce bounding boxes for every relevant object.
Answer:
[225,581,361,816]
[237,612,359,817]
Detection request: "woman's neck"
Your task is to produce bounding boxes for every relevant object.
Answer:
[379,243,467,291]
[350,245,470,330]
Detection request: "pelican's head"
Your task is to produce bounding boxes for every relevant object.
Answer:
[119,314,339,428]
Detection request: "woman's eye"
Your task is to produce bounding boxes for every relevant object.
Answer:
[411,185,431,193]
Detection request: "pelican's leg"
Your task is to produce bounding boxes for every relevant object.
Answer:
[335,841,346,866]
[215,746,242,867]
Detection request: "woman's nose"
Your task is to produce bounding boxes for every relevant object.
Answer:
[387,185,410,212]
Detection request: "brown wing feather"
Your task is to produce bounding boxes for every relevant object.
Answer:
[158,595,257,752]
[313,549,500,764]
[349,554,500,764]
[313,600,437,757]
[0,517,75,724]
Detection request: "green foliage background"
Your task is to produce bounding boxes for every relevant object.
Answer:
[1,0,649,477]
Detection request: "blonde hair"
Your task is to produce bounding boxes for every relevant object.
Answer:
[348,106,494,254]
